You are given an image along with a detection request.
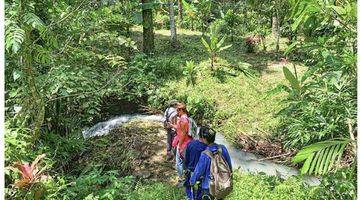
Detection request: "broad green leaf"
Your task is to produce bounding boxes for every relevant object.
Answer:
[283,67,301,92]
[334,143,347,169]
[328,5,346,15]
[284,41,299,56]
[182,0,190,10]
[301,66,319,83]
[318,145,331,175]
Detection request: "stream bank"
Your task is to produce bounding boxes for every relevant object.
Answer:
[82,114,320,186]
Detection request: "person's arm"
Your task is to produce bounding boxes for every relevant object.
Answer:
[222,146,233,172]
[190,153,208,185]
[178,120,187,146]
[169,114,177,128]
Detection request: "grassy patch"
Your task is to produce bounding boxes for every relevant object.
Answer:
[135,28,306,143]
[228,171,313,200]
[127,182,186,200]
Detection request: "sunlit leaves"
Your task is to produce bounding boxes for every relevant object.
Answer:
[201,21,232,69]
[183,61,198,86]
[5,20,25,54]
[23,13,45,31]
[293,139,350,175]
[283,66,300,93]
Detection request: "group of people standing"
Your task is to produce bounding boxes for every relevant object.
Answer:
[163,100,233,200]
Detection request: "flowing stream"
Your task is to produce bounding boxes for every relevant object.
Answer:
[82,114,320,186]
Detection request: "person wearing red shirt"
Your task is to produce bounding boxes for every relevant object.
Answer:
[169,102,192,185]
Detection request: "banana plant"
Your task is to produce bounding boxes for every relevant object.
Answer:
[182,0,197,30]
[201,23,232,71]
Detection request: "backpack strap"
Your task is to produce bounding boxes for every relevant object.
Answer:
[165,108,169,121]
[203,145,222,158]
[217,145,223,154]
[203,149,214,159]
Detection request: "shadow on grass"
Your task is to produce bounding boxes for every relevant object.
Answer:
[132,28,286,78]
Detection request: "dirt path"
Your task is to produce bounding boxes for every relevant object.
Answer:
[129,121,179,185]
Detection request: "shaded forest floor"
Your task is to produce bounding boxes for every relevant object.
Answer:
[87,120,179,183]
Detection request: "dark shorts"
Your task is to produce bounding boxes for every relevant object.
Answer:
[166,128,176,153]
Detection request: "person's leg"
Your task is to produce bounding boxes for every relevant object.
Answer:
[195,187,202,200]
[175,147,183,178]
[166,129,172,153]
[185,186,192,200]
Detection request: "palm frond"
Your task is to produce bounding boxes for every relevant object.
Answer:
[293,138,350,175]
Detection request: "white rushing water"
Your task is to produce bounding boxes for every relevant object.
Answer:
[82,114,320,185]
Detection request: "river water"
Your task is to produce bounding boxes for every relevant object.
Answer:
[82,114,320,186]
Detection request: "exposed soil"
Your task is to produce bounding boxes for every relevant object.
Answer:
[77,120,179,184]
[234,133,296,163]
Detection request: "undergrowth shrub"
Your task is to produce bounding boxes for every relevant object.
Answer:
[311,167,357,200]
[127,182,185,200]
[62,170,134,200]
[227,171,312,200]
[123,54,181,102]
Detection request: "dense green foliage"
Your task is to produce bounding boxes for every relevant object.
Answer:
[277,0,357,149]
[5,0,356,199]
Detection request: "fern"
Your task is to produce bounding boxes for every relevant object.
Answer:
[23,13,45,31]
[293,138,351,175]
[5,20,25,54]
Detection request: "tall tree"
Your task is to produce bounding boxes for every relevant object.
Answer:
[142,0,155,55]
[169,0,177,47]
[275,6,280,52]
[178,0,183,27]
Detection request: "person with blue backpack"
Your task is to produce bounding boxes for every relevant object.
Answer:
[183,126,209,200]
[189,127,233,200]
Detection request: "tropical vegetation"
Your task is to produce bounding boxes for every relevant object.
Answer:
[4,0,356,199]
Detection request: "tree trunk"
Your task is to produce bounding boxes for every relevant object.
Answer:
[272,14,278,37]
[211,54,215,70]
[169,0,177,47]
[142,0,155,55]
[275,7,280,52]
[178,0,183,27]
[23,29,45,140]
